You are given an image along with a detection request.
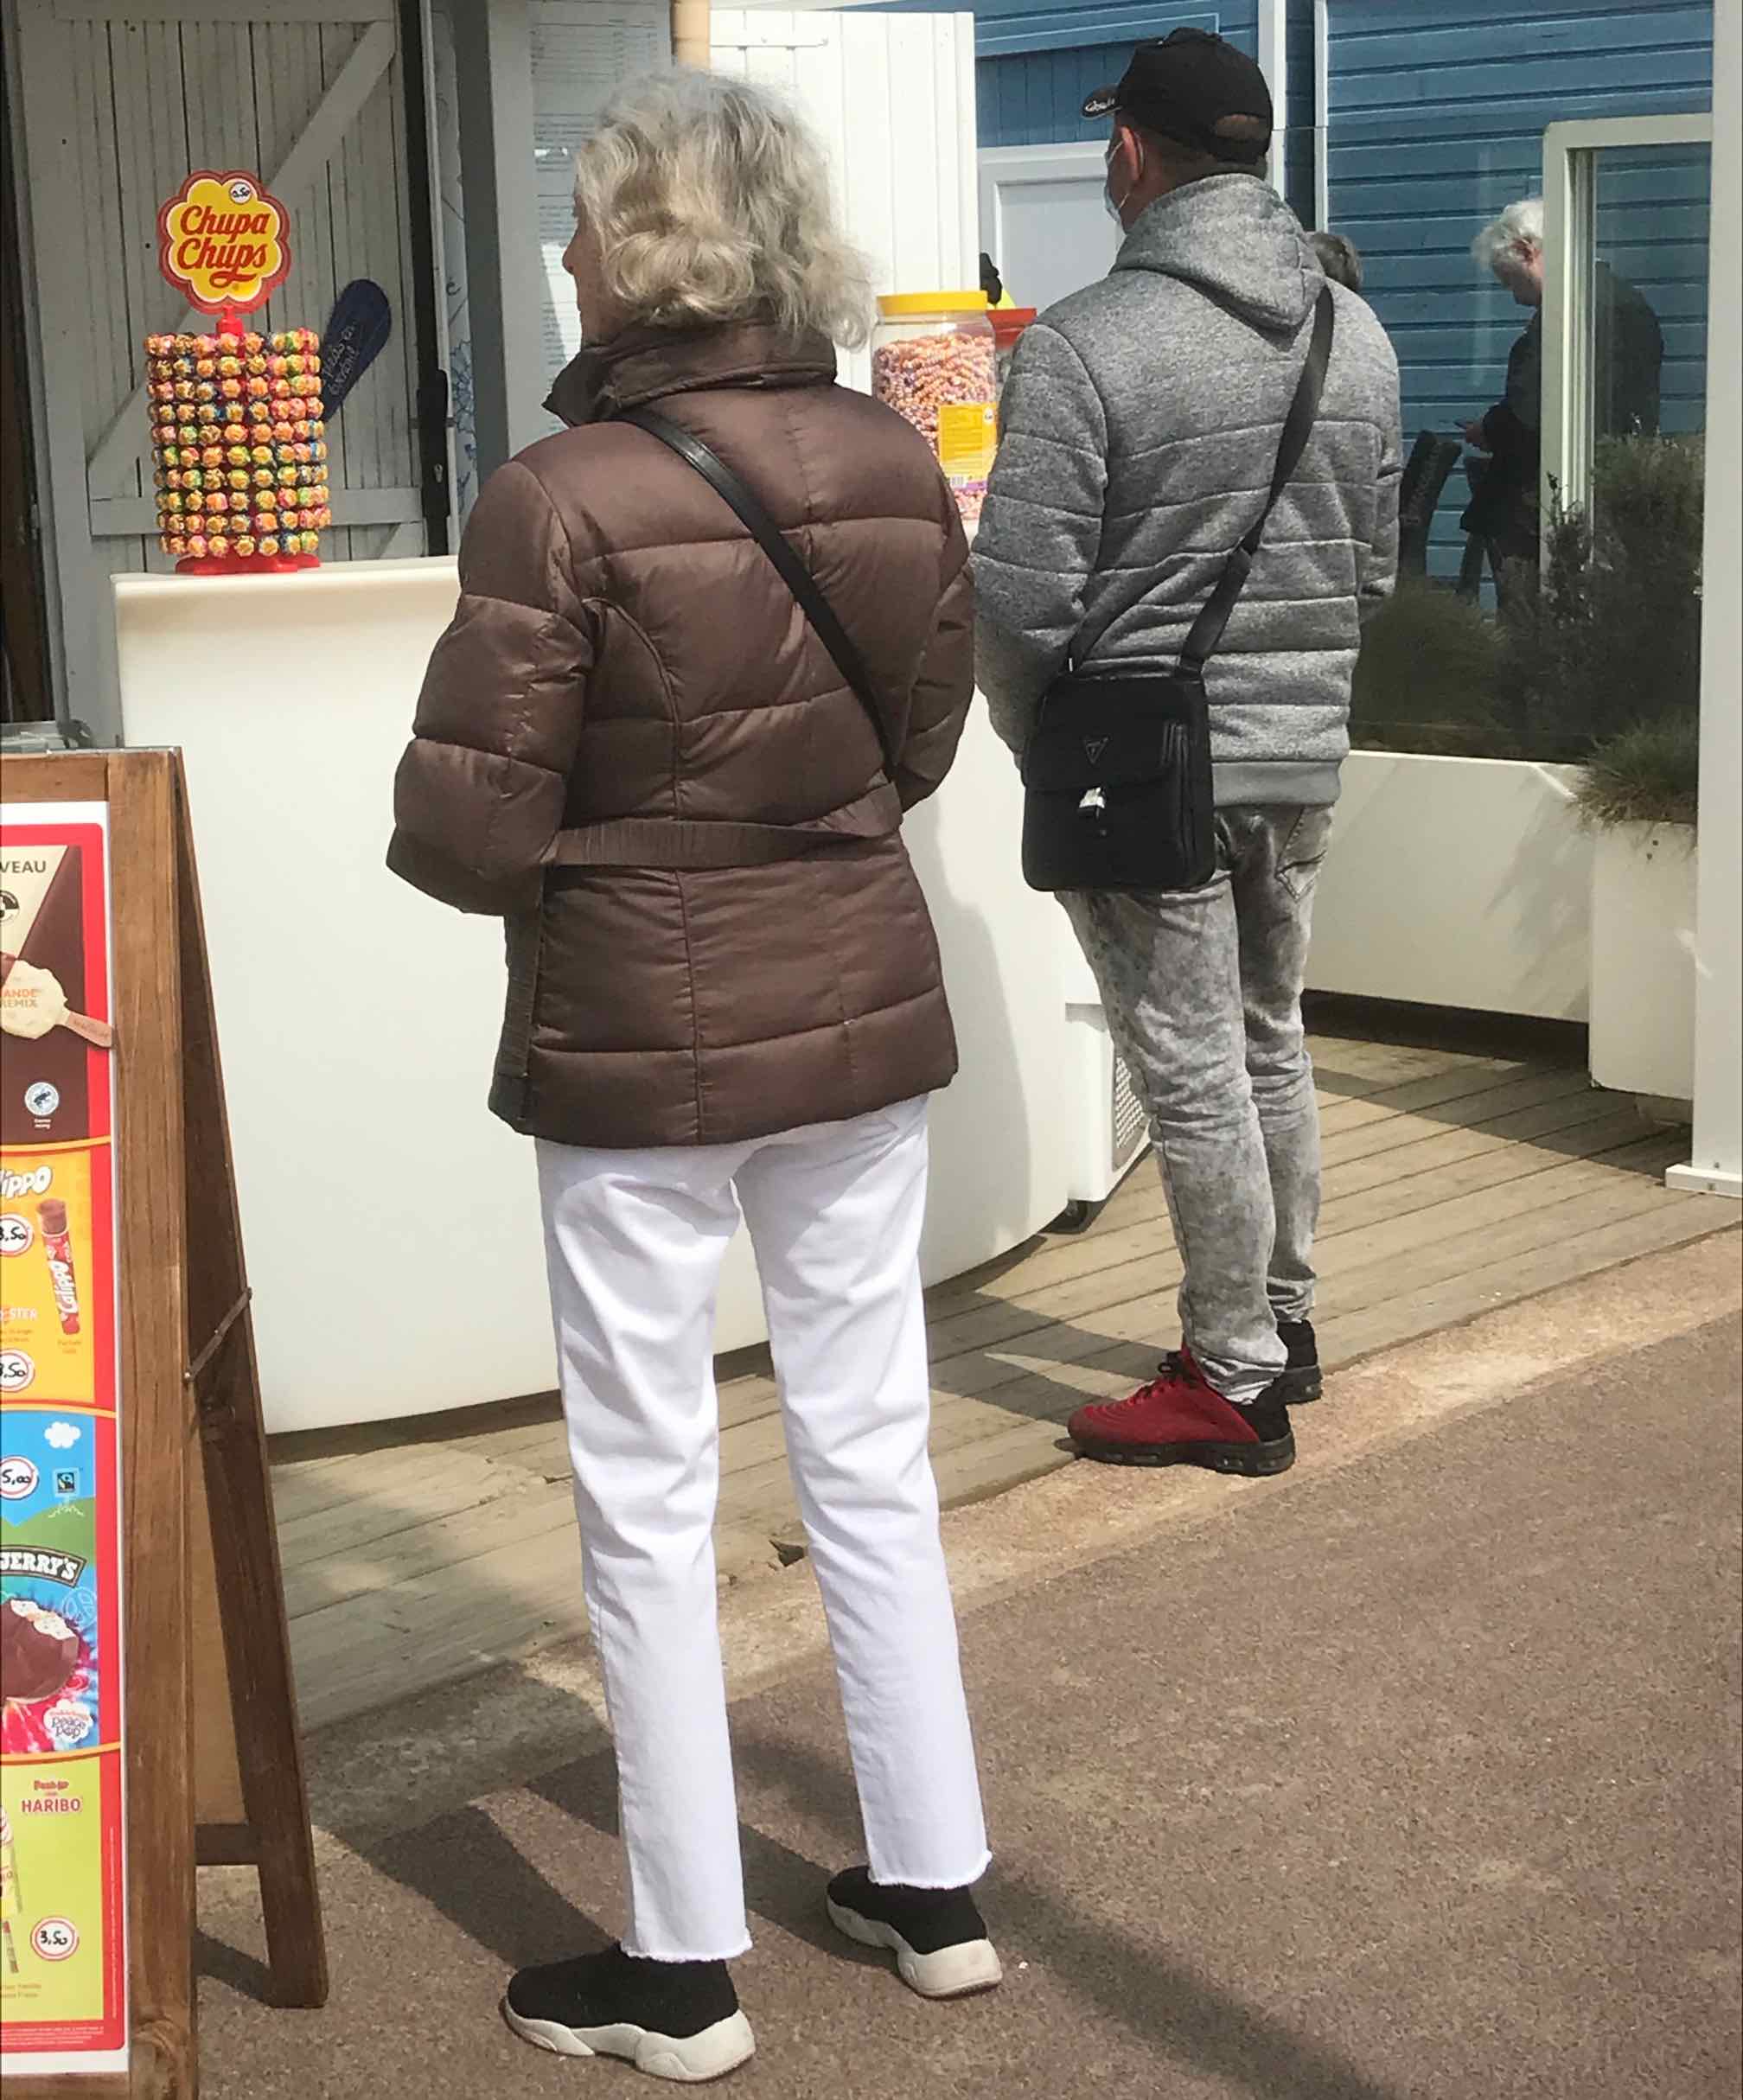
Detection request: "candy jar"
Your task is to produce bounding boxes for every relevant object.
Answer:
[871,292,999,526]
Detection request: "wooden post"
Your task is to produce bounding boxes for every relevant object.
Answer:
[176,785,327,2009]
[671,0,710,67]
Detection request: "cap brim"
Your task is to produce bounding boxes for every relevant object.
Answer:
[1081,86,1119,118]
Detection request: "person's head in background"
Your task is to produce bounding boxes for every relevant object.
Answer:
[1310,231,1363,295]
[563,71,872,347]
[1089,29,1273,234]
[1472,198,1544,310]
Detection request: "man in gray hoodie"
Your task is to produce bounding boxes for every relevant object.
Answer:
[975,29,1401,1478]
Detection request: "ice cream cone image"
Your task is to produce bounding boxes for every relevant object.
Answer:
[0,1806,20,1976]
[0,953,112,1050]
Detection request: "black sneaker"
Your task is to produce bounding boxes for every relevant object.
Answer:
[502,1944,755,2083]
[826,1867,1002,1999]
[1277,1318,1323,1404]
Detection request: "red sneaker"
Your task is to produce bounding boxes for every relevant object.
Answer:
[1068,1351,1295,1476]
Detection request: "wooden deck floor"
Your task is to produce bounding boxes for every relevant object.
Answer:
[271,1028,1738,1733]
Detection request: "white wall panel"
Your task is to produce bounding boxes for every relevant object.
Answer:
[712,9,980,392]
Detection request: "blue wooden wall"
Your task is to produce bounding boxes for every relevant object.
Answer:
[866,1,1260,148]
[1323,0,1714,571]
[870,0,1714,577]
[1593,139,1712,437]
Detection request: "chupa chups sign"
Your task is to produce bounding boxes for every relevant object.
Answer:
[156,169,291,315]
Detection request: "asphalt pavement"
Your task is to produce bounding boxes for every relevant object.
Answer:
[198,1241,1742,2099]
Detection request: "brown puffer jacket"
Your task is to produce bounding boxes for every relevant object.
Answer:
[388,323,974,1149]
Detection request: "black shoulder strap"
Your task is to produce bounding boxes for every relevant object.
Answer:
[616,406,898,781]
[1178,286,1336,676]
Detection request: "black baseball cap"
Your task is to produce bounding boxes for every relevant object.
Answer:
[1083,27,1273,165]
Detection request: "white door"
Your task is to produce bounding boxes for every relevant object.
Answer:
[10,0,435,735]
[711,9,980,392]
[979,141,1119,317]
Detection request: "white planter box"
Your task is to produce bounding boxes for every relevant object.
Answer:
[1589,821,1698,1101]
[1309,750,1593,1020]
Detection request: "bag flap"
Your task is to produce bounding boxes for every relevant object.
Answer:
[1022,717,1184,790]
[1021,674,1202,790]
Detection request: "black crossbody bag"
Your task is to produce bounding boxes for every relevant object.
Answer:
[616,406,899,780]
[1020,287,1334,894]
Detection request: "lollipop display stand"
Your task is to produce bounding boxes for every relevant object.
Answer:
[149,174,329,576]
[146,306,330,576]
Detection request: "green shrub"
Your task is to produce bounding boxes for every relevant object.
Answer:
[1354,436,1705,766]
[1350,579,1512,756]
[1574,712,1700,830]
[1491,435,1704,760]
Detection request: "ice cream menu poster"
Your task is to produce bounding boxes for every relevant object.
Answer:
[0,804,126,2075]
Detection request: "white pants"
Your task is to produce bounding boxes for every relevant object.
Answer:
[538,1096,990,1962]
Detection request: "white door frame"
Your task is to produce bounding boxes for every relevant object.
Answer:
[1666,19,1740,1198]
[1255,0,1286,200]
[978,138,1111,265]
[1312,0,1330,227]
[1541,105,1736,1198]
[1540,111,1714,528]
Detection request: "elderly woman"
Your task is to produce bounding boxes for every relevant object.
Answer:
[390,69,996,2084]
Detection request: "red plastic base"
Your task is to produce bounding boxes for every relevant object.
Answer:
[174,553,322,576]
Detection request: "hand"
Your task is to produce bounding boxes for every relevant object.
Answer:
[1461,418,1491,450]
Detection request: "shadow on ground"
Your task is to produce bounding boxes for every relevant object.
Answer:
[343,1718,1405,2100]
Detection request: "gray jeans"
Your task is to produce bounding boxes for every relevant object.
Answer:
[1063,805,1334,1402]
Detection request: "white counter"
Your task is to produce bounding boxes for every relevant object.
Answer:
[115,560,1079,1433]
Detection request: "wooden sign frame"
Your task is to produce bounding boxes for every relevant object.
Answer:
[2,749,324,2098]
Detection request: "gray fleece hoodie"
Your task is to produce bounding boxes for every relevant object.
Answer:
[974,174,1401,807]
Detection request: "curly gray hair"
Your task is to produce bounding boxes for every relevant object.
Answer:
[1472,197,1544,273]
[571,70,874,346]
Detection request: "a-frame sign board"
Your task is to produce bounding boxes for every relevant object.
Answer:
[1,749,324,2097]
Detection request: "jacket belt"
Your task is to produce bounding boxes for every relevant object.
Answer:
[548,782,903,871]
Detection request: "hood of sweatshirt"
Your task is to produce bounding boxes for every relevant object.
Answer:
[1115,172,1322,335]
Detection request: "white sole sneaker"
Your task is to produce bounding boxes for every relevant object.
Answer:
[827,1898,1004,2000]
[501,2001,756,2083]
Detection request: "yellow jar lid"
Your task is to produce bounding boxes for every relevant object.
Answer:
[877,291,990,316]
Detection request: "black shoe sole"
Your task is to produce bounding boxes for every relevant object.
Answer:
[1280,1364,1323,1405]
[1069,1431,1296,1477]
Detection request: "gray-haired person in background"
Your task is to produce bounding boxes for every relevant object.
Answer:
[1310,230,1364,294]
[1460,195,1663,605]
[975,29,1401,1478]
